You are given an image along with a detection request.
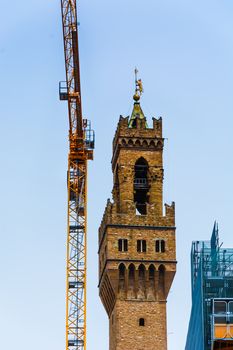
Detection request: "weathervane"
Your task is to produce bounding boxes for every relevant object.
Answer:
[134,67,144,101]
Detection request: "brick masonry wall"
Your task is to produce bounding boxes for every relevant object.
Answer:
[110,299,167,350]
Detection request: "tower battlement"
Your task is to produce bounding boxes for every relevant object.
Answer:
[99,199,175,246]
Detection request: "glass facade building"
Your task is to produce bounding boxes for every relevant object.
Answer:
[185,223,233,350]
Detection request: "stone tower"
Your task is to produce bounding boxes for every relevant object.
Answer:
[98,81,176,350]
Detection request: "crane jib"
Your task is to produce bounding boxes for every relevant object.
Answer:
[72,30,80,96]
[71,30,83,137]
[60,1,95,350]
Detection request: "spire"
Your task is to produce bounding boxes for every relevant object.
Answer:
[211,221,219,251]
[128,68,148,128]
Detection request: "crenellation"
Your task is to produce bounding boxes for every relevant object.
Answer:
[165,202,175,225]
[99,200,175,245]
[112,116,129,152]
[153,117,163,137]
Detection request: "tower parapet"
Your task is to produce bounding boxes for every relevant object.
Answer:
[98,200,175,248]
[112,115,163,171]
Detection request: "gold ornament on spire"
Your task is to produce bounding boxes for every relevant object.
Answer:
[133,67,144,102]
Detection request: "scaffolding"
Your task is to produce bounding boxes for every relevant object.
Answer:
[186,223,233,350]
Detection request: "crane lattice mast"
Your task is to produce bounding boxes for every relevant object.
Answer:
[59,1,94,350]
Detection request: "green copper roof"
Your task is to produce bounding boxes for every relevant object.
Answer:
[128,102,148,128]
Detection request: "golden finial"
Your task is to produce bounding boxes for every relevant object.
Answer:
[133,67,144,102]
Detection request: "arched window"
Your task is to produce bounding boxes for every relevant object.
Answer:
[119,263,126,290]
[149,264,155,282]
[139,318,145,326]
[128,264,136,298]
[128,264,135,286]
[134,157,149,215]
[119,263,125,279]
[158,265,165,298]
[148,265,155,296]
[138,264,146,281]
[137,264,146,299]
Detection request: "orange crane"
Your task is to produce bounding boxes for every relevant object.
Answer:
[59,1,94,350]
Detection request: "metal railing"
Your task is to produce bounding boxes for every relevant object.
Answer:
[134,178,148,188]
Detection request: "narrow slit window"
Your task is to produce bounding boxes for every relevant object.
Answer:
[139,318,145,326]
[118,239,122,252]
[161,240,165,253]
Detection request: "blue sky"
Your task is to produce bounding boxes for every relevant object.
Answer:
[0,1,233,349]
